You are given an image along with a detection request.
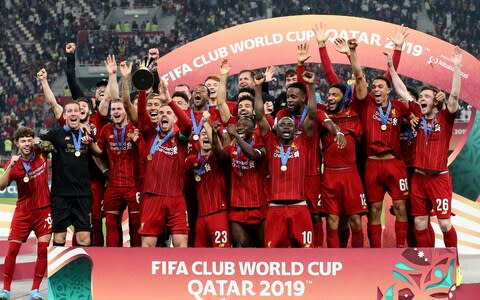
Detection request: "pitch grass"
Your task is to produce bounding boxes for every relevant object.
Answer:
[0,197,17,206]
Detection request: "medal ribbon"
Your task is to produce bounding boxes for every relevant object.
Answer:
[149,129,176,158]
[421,112,437,144]
[377,101,392,128]
[279,144,291,169]
[295,105,308,132]
[190,103,209,137]
[194,151,209,177]
[63,125,83,153]
[113,126,127,151]
[21,152,36,179]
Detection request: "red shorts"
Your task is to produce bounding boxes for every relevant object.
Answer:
[305,175,322,214]
[139,193,189,236]
[264,204,313,248]
[365,158,409,203]
[229,206,267,225]
[195,210,231,248]
[104,186,140,213]
[321,167,368,216]
[9,206,52,242]
[410,172,453,219]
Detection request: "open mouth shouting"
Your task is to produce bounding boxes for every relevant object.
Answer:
[159,115,170,131]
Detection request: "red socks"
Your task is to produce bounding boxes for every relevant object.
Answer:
[327,229,339,248]
[351,229,364,248]
[106,213,122,247]
[368,224,382,248]
[395,220,408,248]
[414,228,431,247]
[313,218,324,248]
[128,212,141,247]
[2,242,21,291]
[443,227,458,248]
[32,242,48,290]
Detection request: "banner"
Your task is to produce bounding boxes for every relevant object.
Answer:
[156,15,480,110]
[48,247,458,300]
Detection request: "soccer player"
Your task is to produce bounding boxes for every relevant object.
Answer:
[40,101,92,247]
[211,113,267,247]
[321,82,367,248]
[255,71,317,248]
[385,47,463,249]
[87,99,142,247]
[137,80,192,248]
[0,127,51,300]
[349,39,416,248]
[185,116,231,247]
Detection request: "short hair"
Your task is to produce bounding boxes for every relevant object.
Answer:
[172,91,189,103]
[406,86,419,100]
[63,100,80,109]
[204,75,220,83]
[237,94,255,104]
[238,69,253,78]
[110,98,123,105]
[13,127,35,141]
[285,69,296,78]
[147,92,160,100]
[373,76,391,89]
[286,82,307,95]
[237,87,255,98]
[330,82,348,96]
[420,85,439,95]
[238,115,256,126]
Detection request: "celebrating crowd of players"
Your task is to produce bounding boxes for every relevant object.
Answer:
[0,21,464,299]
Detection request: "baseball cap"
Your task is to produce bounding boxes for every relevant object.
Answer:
[96,78,108,87]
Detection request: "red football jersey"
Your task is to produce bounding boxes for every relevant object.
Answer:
[185,152,227,216]
[263,131,310,201]
[97,122,140,188]
[224,134,266,208]
[8,150,50,211]
[323,108,363,168]
[351,94,410,158]
[414,109,456,172]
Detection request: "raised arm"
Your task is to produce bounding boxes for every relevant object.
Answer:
[301,71,317,138]
[65,43,86,100]
[313,22,341,85]
[296,43,310,85]
[227,124,262,160]
[346,39,368,101]
[448,46,462,114]
[98,54,119,116]
[37,68,63,120]
[217,59,232,124]
[384,25,409,81]
[119,60,138,123]
[253,73,270,137]
[384,52,413,101]
[162,80,191,135]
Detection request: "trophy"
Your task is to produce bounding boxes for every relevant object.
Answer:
[132,56,155,90]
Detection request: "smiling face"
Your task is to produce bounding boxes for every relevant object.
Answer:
[418,88,437,116]
[64,102,81,130]
[276,117,295,142]
[191,85,209,109]
[237,98,254,117]
[147,95,162,123]
[236,117,255,141]
[327,87,344,111]
[110,101,127,126]
[204,78,219,100]
[15,136,34,158]
[238,71,254,88]
[371,79,390,106]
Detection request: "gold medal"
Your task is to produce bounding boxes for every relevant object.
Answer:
[75,150,81,157]
[381,124,387,131]
[193,134,199,141]
[195,175,201,182]
[23,176,30,183]
[281,165,287,172]
[147,154,153,160]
